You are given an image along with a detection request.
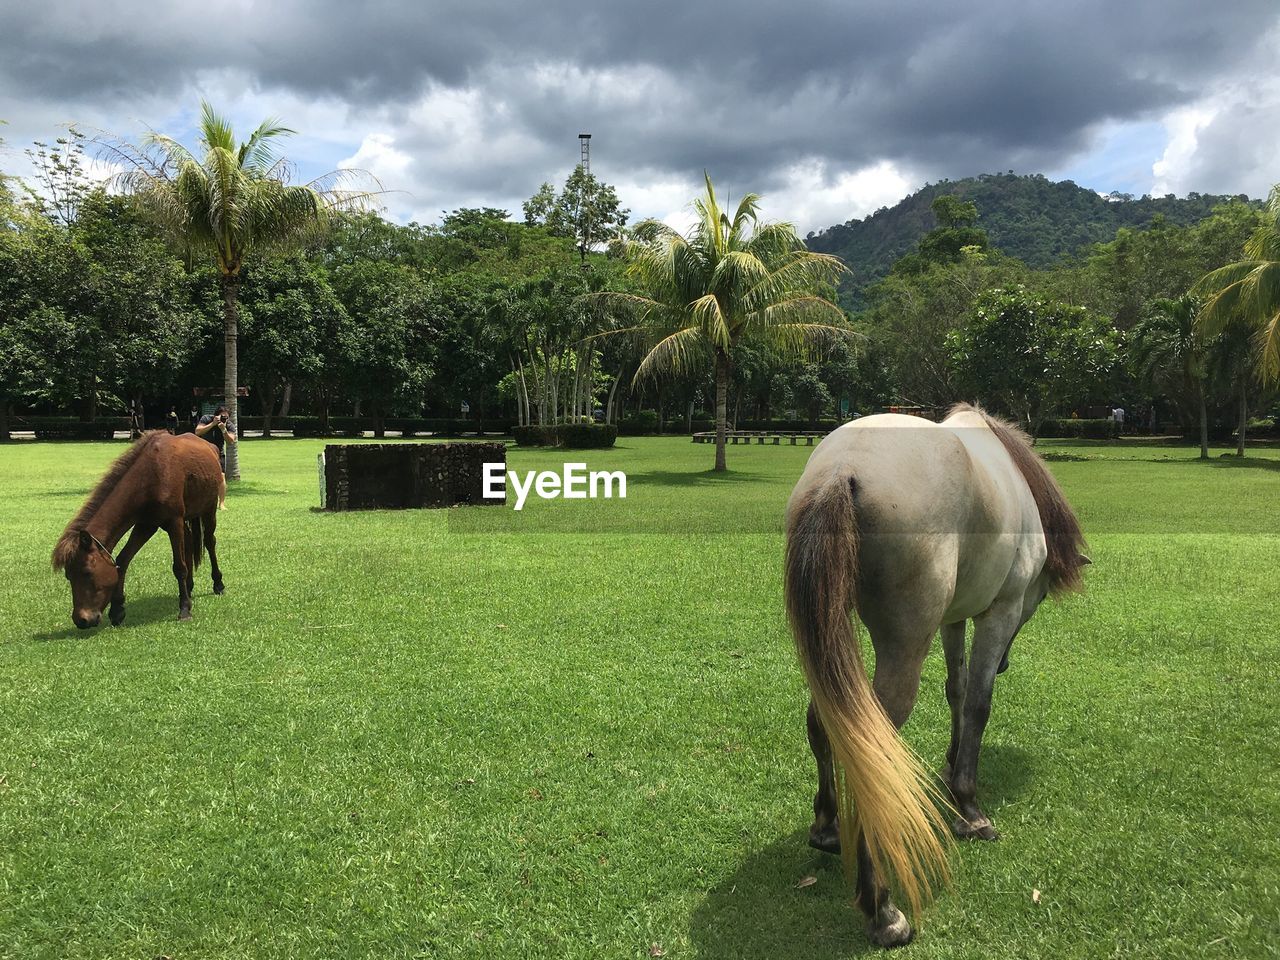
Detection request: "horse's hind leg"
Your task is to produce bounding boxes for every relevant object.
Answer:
[163,520,192,621]
[806,700,840,854]
[204,511,224,594]
[940,621,967,783]
[949,602,1021,841]
[855,621,934,948]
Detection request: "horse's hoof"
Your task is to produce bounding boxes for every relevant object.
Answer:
[178,609,193,622]
[867,904,913,949]
[213,582,225,595]
[953,816,999,841]
[808,821,841,855]
[109,607,125,627]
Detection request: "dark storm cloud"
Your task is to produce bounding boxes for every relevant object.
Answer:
[2,0,1277,213]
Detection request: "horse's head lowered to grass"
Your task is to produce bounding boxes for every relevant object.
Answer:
[53,530,119,629]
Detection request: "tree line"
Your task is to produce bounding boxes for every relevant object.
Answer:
[2,110,1278,472]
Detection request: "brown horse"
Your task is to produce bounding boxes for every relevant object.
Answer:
[52,431,227,627]
[785,403,1087,947]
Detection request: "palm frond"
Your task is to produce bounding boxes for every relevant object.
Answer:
[689,293,733,348]
[633,326,706,383]
[1255,308,1280,381]
[198,101,236,153]
[239,117,295,173]
[770,319,864,359]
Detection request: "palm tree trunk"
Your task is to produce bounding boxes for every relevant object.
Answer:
[1198,383,1208,460]
[220,273,241,480]
[1236,380,1247,457]
[714,348,729,472]
[605,368,621,424]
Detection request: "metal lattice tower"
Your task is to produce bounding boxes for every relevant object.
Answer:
[579,133,591,175]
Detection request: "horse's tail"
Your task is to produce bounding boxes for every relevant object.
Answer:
[784,473,949,920]
[186,515,205,571]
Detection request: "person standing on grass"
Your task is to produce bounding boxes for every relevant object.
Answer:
[1111,404,1125,437]
[195,403,237,475]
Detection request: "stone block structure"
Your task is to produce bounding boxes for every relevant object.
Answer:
[321,442,506,511]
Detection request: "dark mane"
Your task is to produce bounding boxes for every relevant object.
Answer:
[950,403,1088,594]
[51,431,164,570]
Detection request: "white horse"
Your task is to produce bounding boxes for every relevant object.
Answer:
[785,403,1087,947]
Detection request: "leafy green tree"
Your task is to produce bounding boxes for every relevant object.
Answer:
[524,167,629,261]
[594,174,850,470]
[948,286,1120,436]
[1131,296,1210,457]
[105,101,372,478]
[328,259,438,433]
[787,368,834,426]
[429,272,509,424]
[22,128,93,227]
[492,265,610,425]
[0,188,201,427]
[865,249,1024,406]
[1194,184,1280,382]
[238,255,347,434]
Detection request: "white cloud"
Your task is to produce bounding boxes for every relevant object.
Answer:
[1151,105,1216,195]
[768,159,914,234]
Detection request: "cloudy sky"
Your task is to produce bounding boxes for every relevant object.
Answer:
[2,0,1278,234]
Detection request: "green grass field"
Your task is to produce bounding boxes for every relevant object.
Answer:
[1,436,1277,959]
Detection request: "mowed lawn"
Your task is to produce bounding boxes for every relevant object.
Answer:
[0,435,1277,960]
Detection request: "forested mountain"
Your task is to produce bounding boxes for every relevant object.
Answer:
[805,172,1257,307]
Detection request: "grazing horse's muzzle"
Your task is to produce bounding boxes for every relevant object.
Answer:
[73,611,101,629]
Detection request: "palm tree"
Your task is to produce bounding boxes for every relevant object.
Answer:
[593,174,851,471]
[101,102,375,478]
[1132,296,1211,458]
[1192,183,1280,456]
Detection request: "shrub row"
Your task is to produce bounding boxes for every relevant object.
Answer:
[618,413,843,435]
[1037,418,1118,439]
[21,417,129,440]
[239,416,515,437]
[512,424,618,448]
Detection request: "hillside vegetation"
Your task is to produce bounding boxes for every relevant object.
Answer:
[805,173,1257,307]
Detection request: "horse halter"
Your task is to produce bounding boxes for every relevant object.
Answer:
[84,531,118,568]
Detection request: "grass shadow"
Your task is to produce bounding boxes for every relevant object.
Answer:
[1152,455,1280,472]
[972,742,1035,808]
[689,830,874,959]
[29,593,189,641]
[223,483,291,497]
[626,469,768,489]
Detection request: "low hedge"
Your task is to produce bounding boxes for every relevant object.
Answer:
[1037,418,1118,439]
[25,417,128,440]
[387,418,514,436]
[555,423,618,448]
[238,416,515,437]
[290,416,368,438]
[512,424,618,448]
[619,413,844,435]
[512,425,554,446]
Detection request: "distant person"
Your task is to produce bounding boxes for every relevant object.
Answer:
[195,404,237,474]
[166,407,179,434]
[1111,404,1125,436]
[128,397,143,440]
